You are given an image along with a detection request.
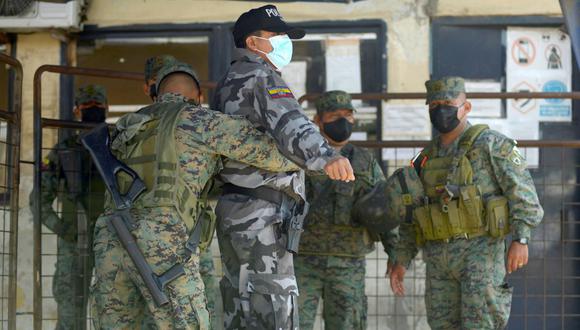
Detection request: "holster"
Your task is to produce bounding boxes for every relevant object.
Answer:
[283,198,307,254]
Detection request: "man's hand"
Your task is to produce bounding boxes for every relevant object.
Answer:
[506,241,529,274]
[324,156,355,182]
[389,263,407,297]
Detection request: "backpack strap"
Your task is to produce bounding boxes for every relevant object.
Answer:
[396,169,414,224]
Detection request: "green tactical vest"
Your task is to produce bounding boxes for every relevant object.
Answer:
[107,102,216,251]
[413,125,510,243]
[299,144,379,258]
[59,138,106,239]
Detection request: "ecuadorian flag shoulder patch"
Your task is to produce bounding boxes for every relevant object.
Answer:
[267,87,294,99]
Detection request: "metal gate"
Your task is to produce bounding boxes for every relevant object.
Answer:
[32,65,144,330]
[0,52,22,330]
[298,92,580,330]
[31,65,215,330]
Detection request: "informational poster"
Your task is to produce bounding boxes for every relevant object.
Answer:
[464,80,502,118]
[325,38,362,106]
[381,102,431,161]
[281,61,308,107]
[506,27,572,122]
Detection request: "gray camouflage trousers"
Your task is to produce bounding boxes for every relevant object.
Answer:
[216,193,299,330]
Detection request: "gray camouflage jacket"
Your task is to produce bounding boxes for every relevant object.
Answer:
[212,48,339,200]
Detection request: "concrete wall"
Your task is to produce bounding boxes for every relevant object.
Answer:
[84,0,563,92]
[15,32,61,329]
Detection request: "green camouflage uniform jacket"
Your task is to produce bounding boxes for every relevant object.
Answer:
[300,143,398,258]
[91,92,301,329]
[396,122,544,267]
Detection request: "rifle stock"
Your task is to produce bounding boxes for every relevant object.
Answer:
[81,123,181,307]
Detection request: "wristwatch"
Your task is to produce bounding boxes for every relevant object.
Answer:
[513,237,529,245]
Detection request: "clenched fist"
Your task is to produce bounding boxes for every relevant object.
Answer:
[324,156,355,182]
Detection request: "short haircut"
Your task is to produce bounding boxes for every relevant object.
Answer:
[158,73,199,96]
[235,30,263,48]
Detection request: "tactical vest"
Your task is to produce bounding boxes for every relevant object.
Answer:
[299,144,379,257]
[413,125,510,243]
[57,136,106,227]
[107,102,215,251]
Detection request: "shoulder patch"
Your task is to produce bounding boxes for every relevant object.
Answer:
[267,87,294,99]
[498,138,517,158]
[509,145,525,167]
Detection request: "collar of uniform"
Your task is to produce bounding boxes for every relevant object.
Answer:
[436,121,472,155]
[339,143,355,159]
[232,47,269,66]
[156,92,189,103]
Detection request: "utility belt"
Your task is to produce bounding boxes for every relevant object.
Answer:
[414,184,511,244]
[221,183,305,253]
[222,183,285,205]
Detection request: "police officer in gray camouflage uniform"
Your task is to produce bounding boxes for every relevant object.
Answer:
[213,4,355,330]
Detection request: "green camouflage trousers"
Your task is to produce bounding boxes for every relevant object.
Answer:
[199,247,220,329]
[53,239,93,330]
[423,236,513,330]
[294,255,367,330]
[90,210,210,329]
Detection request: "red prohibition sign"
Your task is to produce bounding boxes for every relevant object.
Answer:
[511,37,536,67]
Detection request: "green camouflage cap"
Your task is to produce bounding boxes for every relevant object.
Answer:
[75,84,107,106]
[155,61,201,95]
[424,76,465,104]
[144,55,177,82]
[315,90,355,115]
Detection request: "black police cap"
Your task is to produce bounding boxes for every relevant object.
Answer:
[233,4,305,47]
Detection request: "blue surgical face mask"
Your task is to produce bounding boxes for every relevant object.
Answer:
[254,35,293,70]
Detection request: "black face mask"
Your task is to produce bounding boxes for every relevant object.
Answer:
[429,104,462,133]
[81,106,106,123]
[323,117,353,143]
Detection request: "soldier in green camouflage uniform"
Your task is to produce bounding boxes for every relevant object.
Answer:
[31,84,108,329]
[90,64,311,329]
[390,77,544,329]
[295,91,398,330]
[144,56,221,327]
[143,54,177,100]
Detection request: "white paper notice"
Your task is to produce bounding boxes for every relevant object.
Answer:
[506,119,540,168]
[350,131,368,141]
[325,38,362,106]
[282,61,308,107]
[468,118,509,134]
[382,102,431,161]
[506,27,572,122]
[464,80,502,118]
